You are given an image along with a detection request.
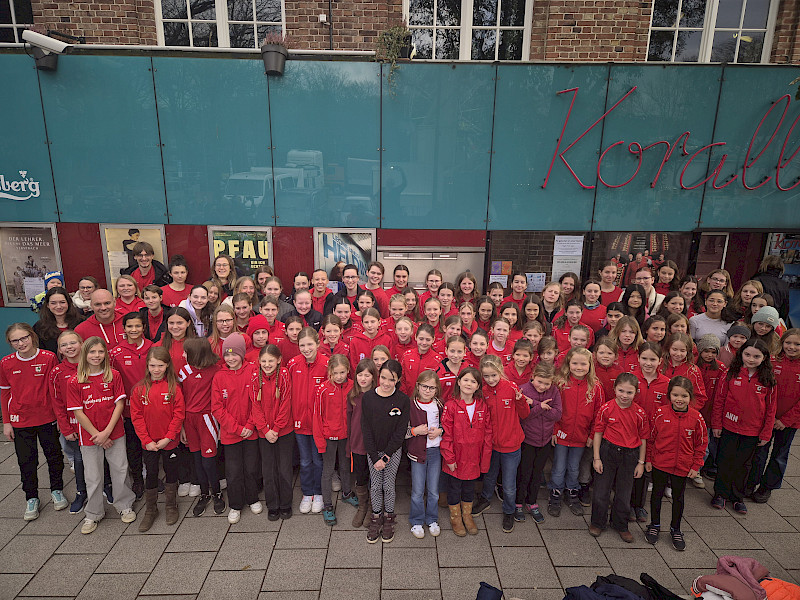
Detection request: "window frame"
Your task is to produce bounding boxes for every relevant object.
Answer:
[155,0,286,48]
[403,0,534,61]
[645,0,780,63]
[0,0,33,44]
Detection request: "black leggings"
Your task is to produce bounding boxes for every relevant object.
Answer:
[445,472,476,505]
[193,451,221,495]
[352,453,369,487]
[143,447,179,489]
[516,442,552,505]
[650,467,688,530]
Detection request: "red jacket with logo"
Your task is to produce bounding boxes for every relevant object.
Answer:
[554,377,605,447]
[594,399,649,448]
[661,360,708,411]
[552,322,595,354]
[349,331,393,366]
[211,362,259,444]
[130,379,185,450]
[320,340,350,360]
[434,360,465,402]
[178,363,222,413]
[400,348,442,396]
[251,366,293,437]
[287,353,329,435]
[646,404,708,476]
[483,379,530,452]
[110,338,154,418]
[504,362,533,388]
[439,397,493,480]
[48,360,79,437]
[0,349,58,428]
[772,355,800,428]
[697,359,728,424]
[712,367,777,442]
[595,363,623,407]
[615,345,639,374]
[313,379,353,453]
[633,369,671,420]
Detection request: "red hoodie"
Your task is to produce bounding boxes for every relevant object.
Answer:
[400,348,443,396]
[130,379,185,450]
[581,305,607,334]
[633,368,671,420]
[313,379,354,453]
[311,289,332,315]
[211,362,259,444]
[110,338,154,418]
[251,366,293,437]
[75,310,127,349]
[772,355,800,428]
[712,367,777,442]
[552,322,595,353]
[287,352,329,435]
[349,330,393,366]
[49,360,79,437]
[661,361,708,411]
[647,404,707,476]
[554,377,605,447]
[483,379,530,452]
[439,397,493,480]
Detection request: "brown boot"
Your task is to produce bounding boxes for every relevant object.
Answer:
[352,485,370,528]
[366,513,383,543]
[164,482,179,526]
[381,513,396,543]
[438,491,448,508]
[138,488,159,532]
[461,502,478,535]
[449,504,466,537]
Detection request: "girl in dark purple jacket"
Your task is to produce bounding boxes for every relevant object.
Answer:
[346,358,378,528]
[516,363,562,523]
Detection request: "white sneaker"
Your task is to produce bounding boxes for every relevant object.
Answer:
[120,508,136,523]
[311,495,324,514]
[411,524,425,539]
[299,495,313,514]
[665,486,672,499]
[429,522,441,537]
[219,479,227,490]
[250,501,263,515]
[188,484,201,497]
[692,475,706,489]
[177,483,191,497]
[331,472,342,492]
[227,509,241,524]
[81,518,98,534]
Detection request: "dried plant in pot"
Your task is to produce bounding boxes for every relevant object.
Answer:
[375,22,413,92]
[261,32,293,76]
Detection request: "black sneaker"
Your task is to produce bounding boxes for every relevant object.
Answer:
[567,489,583,516]
[471,496,491,516]
[213,492,226,514]
[193,494,211,517]
[578,484,592,507]
[733,501,747,515]
[645,524,660,545]
[268,509,280,521]
[670,528,685,551]
[514,505,526,522]
[103,485,114,505]
[502,513,515,533]
[752,487,772,503]
[635,507,648,522]
[547,489,562,518]
[528,504,545,523]
[279,507,292,519]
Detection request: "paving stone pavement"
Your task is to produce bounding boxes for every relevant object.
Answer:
[1,437,799,600]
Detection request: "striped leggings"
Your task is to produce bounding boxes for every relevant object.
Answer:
[367,449,401,514]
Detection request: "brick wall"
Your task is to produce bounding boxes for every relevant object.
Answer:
[487,231,575,286]
[32,0,157,45]
[771,0,800,63]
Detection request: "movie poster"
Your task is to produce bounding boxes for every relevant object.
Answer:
[208,227,272,277]
[0,223,62,307]
[589,232,693,288]
[314,228,375,282]
[101,224,167,292]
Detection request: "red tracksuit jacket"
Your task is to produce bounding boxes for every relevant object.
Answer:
[504,362,533,388]
[211,362,259,444]
[698,359,728,424]
[313,379,354,453]
[646,404,708,476]
[483,379,530,452]
[349,331,393,366]
[439,397,493,480]
[615,345,639,374]
[434,360,465,402]
[554,377,605,447]
[287,353,329,435]
[251,366,293,437]
[110,338,154,418]
[712,367,777,442]
[772,355,800,428]
[633,369,671,420]
[49,360,79,437]
[400,348,443,396]
[130,379,185,450]
[662,360,708,411]
[0,349,58,428]
[595,363,623,407]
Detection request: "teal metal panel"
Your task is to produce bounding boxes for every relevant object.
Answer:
[381,63,495,229]
[268,60,380,227]
[154,56,272,226]
[593,65,722,231]
[0,308,38,344]
[39,55,166,223]
[700,65,800,229]
[0,56,58,222]
[488,64,607,230]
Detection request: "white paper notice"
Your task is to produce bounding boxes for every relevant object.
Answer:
[553,235,584,256]
[551,256,582,281]
[526,273,546,292]
[488,274,508,287]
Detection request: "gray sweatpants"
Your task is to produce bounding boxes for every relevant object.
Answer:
[81,437,135,521]
[321,439,351,507]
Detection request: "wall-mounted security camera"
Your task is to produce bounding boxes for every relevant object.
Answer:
[22,30,73,71]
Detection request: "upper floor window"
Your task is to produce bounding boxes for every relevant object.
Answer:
[156,0,284,48]
[0,0,32,43]
[406,0,533,60]
[647,0,778,62]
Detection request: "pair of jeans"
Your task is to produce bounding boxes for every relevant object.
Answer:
[482,448,521,514]
[64,438,87,494]
[549,444,584,491]
[295,433,322,496]
[590,438,639,531]
[410,446,441,525]
[13,421,64,500]
[444,471,476,505]
[747,427,797,491]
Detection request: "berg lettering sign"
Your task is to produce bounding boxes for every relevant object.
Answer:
[0,171,40,201]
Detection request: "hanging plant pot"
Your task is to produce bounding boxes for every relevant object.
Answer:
[261,44,288,76]
[399,35,412,59]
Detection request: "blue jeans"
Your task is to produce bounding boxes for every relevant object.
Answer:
[748,427,797,491]
[410,447,441,526]
[64,438,86,494]
[295,434,322,496]
[482,448,521,515]
[550,444,583,491]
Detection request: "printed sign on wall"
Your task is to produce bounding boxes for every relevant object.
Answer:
[314,228,376,282]
[0,223,62,307]
[208,227,272,278]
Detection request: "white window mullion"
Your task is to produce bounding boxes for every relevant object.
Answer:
[216,0,231,47]
[154,0,165,45]
[698,0,719,62]
[761,0,779,62]
[460,0,473,60]
[522,0,533,60]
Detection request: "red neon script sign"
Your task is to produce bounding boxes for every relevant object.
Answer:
[542,87,800,192]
